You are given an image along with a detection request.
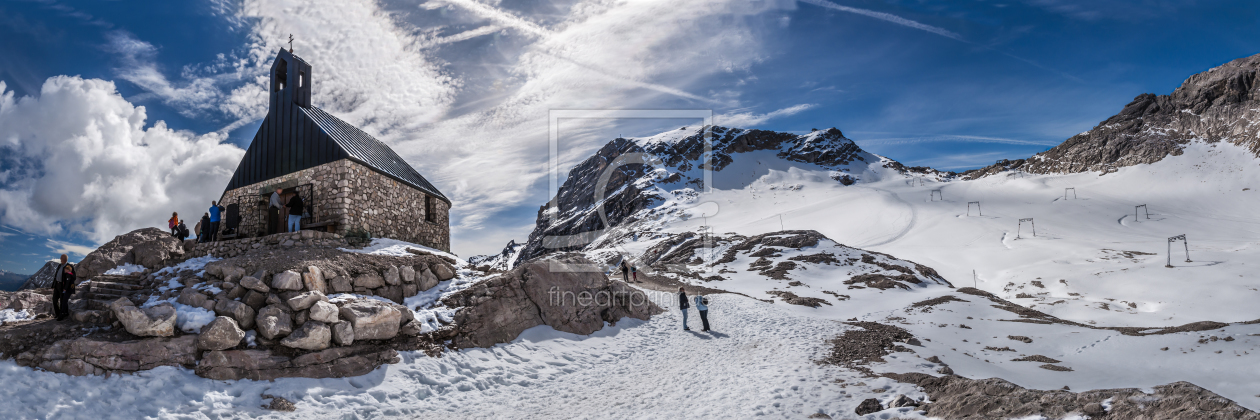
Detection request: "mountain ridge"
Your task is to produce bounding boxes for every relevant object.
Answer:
[963,52,1260,179]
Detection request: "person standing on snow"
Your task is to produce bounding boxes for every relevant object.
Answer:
[619,260,630,282]
[694,294,711,332]
[678,287,691,331]
[52,254,76,321]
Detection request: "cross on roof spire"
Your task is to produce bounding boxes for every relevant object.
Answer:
[288,34,294,53]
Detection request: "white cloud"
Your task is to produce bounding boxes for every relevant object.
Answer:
[46,239,94,257]
[717,104,816,128]
[0,78,245,245]
[797,0,962,40]
[15,0,792,255]
[105,31,230,119]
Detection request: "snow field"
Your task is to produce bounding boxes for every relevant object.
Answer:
[0,293,939,419]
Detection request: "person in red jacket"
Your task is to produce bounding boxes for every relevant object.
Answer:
[168,212,180,237]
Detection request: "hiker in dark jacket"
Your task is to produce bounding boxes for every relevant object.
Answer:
[176,220,190,242]
[619,261,629,282]
[52,254,76,321]
[694,294,711,332]
[197,213,210,243]
[287,193,304,232]
[678,287,690,331]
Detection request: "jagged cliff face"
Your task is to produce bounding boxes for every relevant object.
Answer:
[504,126,931,266]
[19,261,61,290]
[965,53,1260,178]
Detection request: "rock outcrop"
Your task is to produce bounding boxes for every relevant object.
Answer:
[73,228,184,281]
[441,253,661,348]
[888,373,1260,419]
[0,290,51,315]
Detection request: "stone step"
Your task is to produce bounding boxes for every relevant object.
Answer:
[81,290,133,301]
[89,281,146,292]
[86,298,116,311]
[93,274,146,285]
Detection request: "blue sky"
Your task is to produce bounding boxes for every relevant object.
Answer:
[0,0,1257,274]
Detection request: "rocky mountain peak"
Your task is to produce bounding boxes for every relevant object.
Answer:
[499,125,931,268]
[964,52,1260,179]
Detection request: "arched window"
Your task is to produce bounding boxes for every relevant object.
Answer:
[274,59,289,92]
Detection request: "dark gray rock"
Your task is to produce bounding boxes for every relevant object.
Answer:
[855,398,882,415]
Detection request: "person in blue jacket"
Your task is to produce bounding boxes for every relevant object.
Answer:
[208,201,222,242]
[694,294,711,332]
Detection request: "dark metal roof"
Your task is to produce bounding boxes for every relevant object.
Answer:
[302,106,448,202]
[222,49,448,205]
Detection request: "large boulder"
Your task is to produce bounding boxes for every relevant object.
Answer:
[255,305,293,340]
[271,271,304,290]
[197,316,246,351]
[383,266,401,286]
[431,262,456,281]
[441,254,661,348]
[416,267,439,291]
[110,299,177,337]
[309,301,339,323]
[281,321,331,350]
[240,276,270,293]
[338,300,401,341]
[303,266,327,294]
[0,290,52,314]
[332,321,354,346]
[400,266,415,283]
[213,299,256,330]
[205,262,246,283]
[353,273,385,289]
[176,288,207,308]
[286,291,327,312]
[76,228,184,280]
[329,276,353,293]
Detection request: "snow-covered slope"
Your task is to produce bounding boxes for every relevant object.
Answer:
[482,123,1260,414]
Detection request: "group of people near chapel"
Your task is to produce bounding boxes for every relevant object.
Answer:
[166,188,304,243]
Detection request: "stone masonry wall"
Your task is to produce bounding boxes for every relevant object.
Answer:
[218,159,450,251]
[192,231,349,259]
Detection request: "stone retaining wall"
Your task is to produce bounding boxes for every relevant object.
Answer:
[192,231,348,259]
